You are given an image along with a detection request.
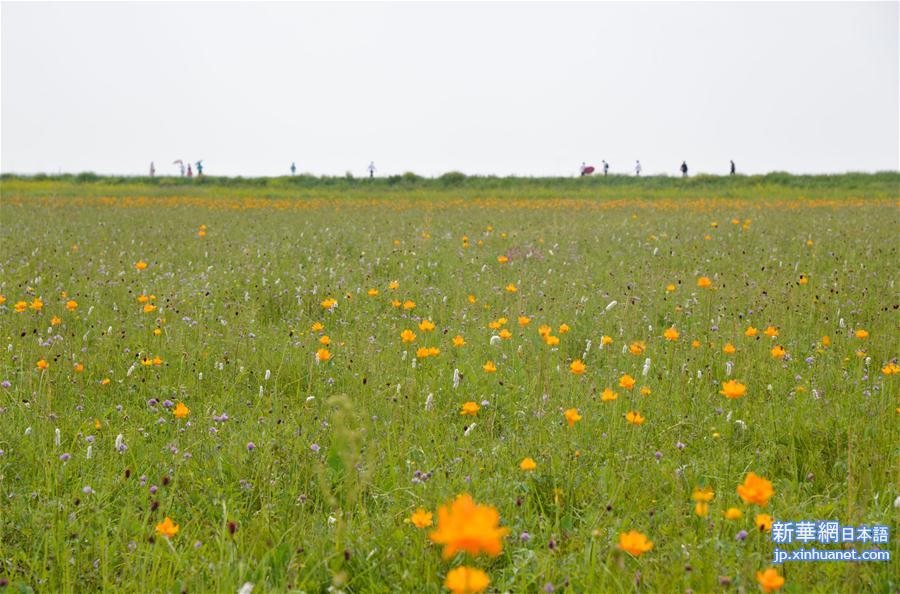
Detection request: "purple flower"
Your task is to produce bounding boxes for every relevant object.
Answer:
[147,399,158,407]
[1,380,10,388]
[162,400,174,408]
[654,451,662,460]
[310,443,320,452]
[520,531,531,542]
[59,453,71,461]
[543,584,555,593]
[150,485,158,494]
[735,530,748,541]
[213,413,229,423]
[246,442,256,451]
[676,441,686,450]
[82,486,93,495]
[805,357,814,364]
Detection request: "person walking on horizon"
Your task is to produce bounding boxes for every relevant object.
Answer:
[730,160,736,175]
[150,162,155,177]
[580,161,587,177]
[291,162,296,176]
[635,160,642,176]
[680,161,688,177]
[602,160,609,176]
[187,164,193,178]
[195,160,203,176]
[368,161,376,179]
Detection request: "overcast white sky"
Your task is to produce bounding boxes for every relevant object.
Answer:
[1,2,897,177]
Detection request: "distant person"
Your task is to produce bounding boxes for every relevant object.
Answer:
[635,160,642,176]
[602,160,609,176]
[580,161,587,177]
[175,160,185,176]
[290,162,296,176]
[367,161,376,179]
[680,161,688,177]
[730,160,736,175]
[195,161,203,176]
[187,164,193,177]
[149,162,155,177]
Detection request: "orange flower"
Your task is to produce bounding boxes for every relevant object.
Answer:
[629,341,645,355]
[519,457,537,471]
[724,507,743,520]
[367,288,379,296]
[723,343,736,354]
[558,324,570,334]
[401,329,416,343]
[755,513,773,532]
[143,304,157,313]
[770,345,785,359]
[497,255,508,263]
[745,326,758,337]
[544,335,560,347]
[619,374,636,390]
[135,261,148,271]
[691,486,715,502]
[66,300,78,311]
[764,326,778,338]
[737,472,774,506]
[419,319,435,332]
[410,508,433,528]
[498,328,512,340]
[316,348,332,362]
[14,301,27,313]
[756,568,785,592]
[155,517,179,538]
[173,402,190,419]
[720,380,746,399]
[663,327,680,341]
[74,363,84,373]
[30,298,43,311]
[452,335,466,347]
[320,298,337,309]
[505,283,517,293]
[601,335,613,346]
[697,277,712,288]
[517,316,531,326]
[482,361,496,373]
[389,280,399,290]
[460,401,480,416]
[564,408,582,427]
[319,335,331,345]
[666,283,676,292]
[694,502,709,517]
[625,411,645,425]
[855,329,869,339]
[570,359,586,375]
[618,530,653,556]
[821,335,830,346]
[403,300,416,310]
[51,316,61,326]
[429,494,508,558]
[311,322,324,332]
[601,388,618,401]
[444,566,490,594]
[36,359,49,370]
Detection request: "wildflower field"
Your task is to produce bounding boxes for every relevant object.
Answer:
[0,173,897,593]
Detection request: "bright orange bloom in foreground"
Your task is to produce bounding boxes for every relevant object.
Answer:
[36,359,49,370]
[756,568,785,592]
[770,345,785,359]
[173,402,190,419]
[460,401,480,416]
[664,327,680,341]
[570,359,586,375]
[625,411,645,425]
[756,513,773,532]
[519,457,537,471]
[66,300,78,311]
[429,494,508,558]
[629,341,645,356]
[618,530,653,556]
[316,348,332,362]
[400,329,416,343]
[720,380,747,399]
[601,388,618,401]
[564,408,582,427]
[697,277,712,288]
[444,566,490,594]
[155,517,179,538]
[619,374,636,389]
[419,319,435,332]
[410,508,433,528]
[738,472,774,507]
[30,298,43,311]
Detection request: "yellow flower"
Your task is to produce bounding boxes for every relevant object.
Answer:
[419,319,435,332]
[389,280,399,290]
[320,298,337,309]
[311,322,324,332]
[36,359,49,370]
[694,502,709,517]
[429,494,508,558]
[403,300,416,310]
[416,347,431,359]
[497,255,508,263]
[664,327,679,341]
[391,300,402,308]
[537,325,551,337]
[764,326,778,338]
[745,326,758,337]
[723,343,736,354]
[444,566,490,594]
[367,288,379,296]
[625,411,645,425]
[153,328,162,336]
[460,401,480,416]
[855,329,869,339]
[498,328,512,340]
[66,300,78,311]
[756,568,785,593]
[697,277,712,288]
[544,335,560,347]
[135,261,148,271]
[821,335,830,346]
[155,517,179,538]
[482,361,496,373]
[691,340,701,348]
[601,335,613,346]
[316,348,332,362]
[453,335,466,347]
[401,329,416,343]
[737,472,774,507]
[883,362,899,375]
[724,507,743,520]
[570,359,586,375]
[519,457,537,471]
[640,386,652,396]
[691,486,715,502]
[14,301,27,313]
[143,304,157,313]
[51,316,61,326]
[619,374,636,389]
[601,388,618,401]
[666,283,676,292]
[564,408,582,427]
[518,316,531,326]
[719,380,746,399]
[770,345,785,359]
[410,508,433,528]
[558,324,570,334]
[629,341,645,355]
[505,283,517,293]
[427,347,440,357]
[30,298,43,311]
[319,335,331,345]
[74,363,84,373]
[798,275,808,285]
[173,402,190,419]
[618,530,653,556]
[755,513,773,532]
[467,294,476,303]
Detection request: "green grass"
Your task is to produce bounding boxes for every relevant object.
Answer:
[0,175,897,593]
